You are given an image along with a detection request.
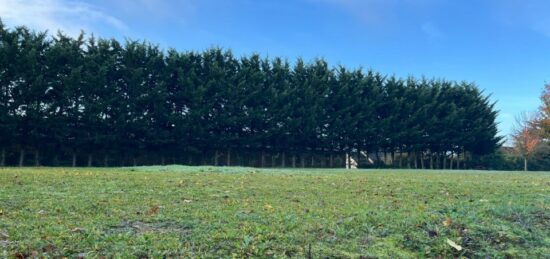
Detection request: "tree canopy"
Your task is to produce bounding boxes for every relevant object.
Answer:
[0,21,502,167]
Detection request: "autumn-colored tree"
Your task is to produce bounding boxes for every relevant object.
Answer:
[512,112,541,171]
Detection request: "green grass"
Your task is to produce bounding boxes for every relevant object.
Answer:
[1,166,549,258]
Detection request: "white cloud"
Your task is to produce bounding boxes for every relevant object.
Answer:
[0,0,127,36]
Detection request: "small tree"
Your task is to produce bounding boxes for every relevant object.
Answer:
[512,112,541,171]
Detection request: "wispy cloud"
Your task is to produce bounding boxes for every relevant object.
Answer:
[0,0,127,36]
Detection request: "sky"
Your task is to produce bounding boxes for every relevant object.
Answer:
[1,0,549,140]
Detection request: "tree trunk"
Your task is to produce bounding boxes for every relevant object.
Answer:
[345,153,349,169]
[87,154,93,167]
[300,154,305,168]
[292,154,296,168]
[420,152,425,169]
[449,152,453,170]
[443,155,447,170]
[456,151,460,170]
[391,151,395,167]
[34,150,40,167]
[524,157,528,171]
[413,152,418,169]
[18,148,25,167]
[311,154,315,167]
[407,152,411,169]
[0,147,5,167]
[227,149,231,166]
[398,151,403,168]
[281,152,286,167]
[261,151,266,167]
[236,153,241,167]
[271,153,277,167]
[430,154,434,169]
[72,151,77,167]
[52,155,59,166]
[359,150,363,167]
[133,157,137,167]
[329,154,334,168]
[214,150,219,166]
[103,154,109,167]
[462,150,467,169]
[374,151,381,167]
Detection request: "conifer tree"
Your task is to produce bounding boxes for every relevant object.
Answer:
[0,22,503,167]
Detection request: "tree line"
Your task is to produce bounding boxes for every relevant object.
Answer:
[0,21,502,168]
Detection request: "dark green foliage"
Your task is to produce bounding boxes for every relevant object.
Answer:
[529,143,550,171]
[468,150,522,171]
[0,22,503,168]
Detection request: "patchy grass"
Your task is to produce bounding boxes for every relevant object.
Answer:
[0,166,549,258]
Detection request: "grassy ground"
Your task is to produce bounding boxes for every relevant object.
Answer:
[0,166,549,258]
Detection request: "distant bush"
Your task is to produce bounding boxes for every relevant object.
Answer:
[529,143,550,171]
[469,145,549,171]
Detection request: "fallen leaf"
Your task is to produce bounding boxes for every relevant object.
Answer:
[446,238,462,251]
[183,199,192,203]
[442,218,452,227]
[263,204,273,211]
[146,205,160,216]
[71,228,85,233]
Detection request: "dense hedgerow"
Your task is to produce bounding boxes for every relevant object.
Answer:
[0,21,501,167]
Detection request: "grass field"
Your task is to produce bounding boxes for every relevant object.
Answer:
[0,166,549,258]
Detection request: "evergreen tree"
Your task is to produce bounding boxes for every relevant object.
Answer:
[0,22,503,168]
[0,20,17,166]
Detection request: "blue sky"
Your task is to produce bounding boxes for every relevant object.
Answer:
[1,0,549,139]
